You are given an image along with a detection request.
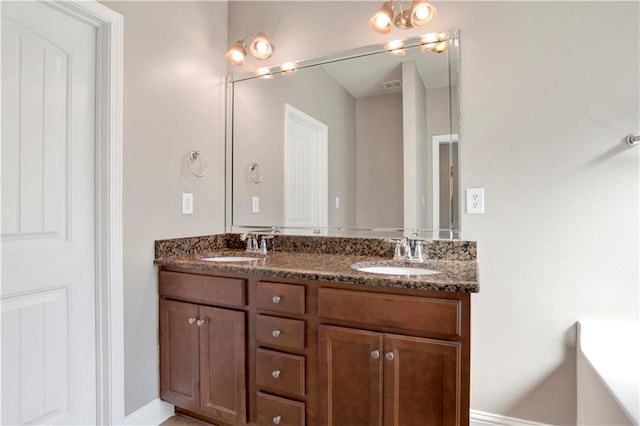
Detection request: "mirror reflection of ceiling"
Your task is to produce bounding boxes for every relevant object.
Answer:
[321,44,452,99]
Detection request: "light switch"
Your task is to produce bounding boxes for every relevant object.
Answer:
[182,193,193,215]
[252,196,260,213]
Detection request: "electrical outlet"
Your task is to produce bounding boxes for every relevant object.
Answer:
[252,196,260,214]
[466,188,484,214]
[182,193,193,215]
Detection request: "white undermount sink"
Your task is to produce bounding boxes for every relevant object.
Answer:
[201,256,259,262]
[354,264,441,276]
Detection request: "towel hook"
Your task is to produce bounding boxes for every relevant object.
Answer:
[626,134,640,147]
[186,151,208,178]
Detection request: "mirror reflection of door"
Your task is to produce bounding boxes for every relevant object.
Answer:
[284,104,328,231]
[432,134,459,238]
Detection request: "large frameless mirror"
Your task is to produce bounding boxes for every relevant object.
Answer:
[226,29,461,239]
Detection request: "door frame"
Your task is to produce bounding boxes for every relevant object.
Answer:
[431,133,458,234]
[41,1,125,424]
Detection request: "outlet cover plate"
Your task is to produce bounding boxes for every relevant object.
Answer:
[466,188,485,214]
[182,193,193,215]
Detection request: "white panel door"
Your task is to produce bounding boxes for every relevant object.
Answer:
[284,104,328,230]
[1,2,97,425]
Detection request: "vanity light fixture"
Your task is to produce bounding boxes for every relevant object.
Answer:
[225,32,275,66]
[369,0,437,34]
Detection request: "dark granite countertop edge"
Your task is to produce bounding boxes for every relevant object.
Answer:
[155,255,479,294]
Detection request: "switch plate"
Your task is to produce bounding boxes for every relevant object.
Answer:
[335,197,340,209]
[466,188,484,214]
[252,196,260,213]
[182,193,193,215]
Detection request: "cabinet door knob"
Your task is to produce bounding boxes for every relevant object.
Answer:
[188,317,196,325]
[272,415,282,425]
[272,295,282,304]
[271,369,281,379]
[196,319,205,327]
[370,350,380,359]
[271,329,281,338]
[385,352,395,361]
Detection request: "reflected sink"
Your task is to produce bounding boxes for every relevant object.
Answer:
[201,256,259,262]
[354,264,440,276]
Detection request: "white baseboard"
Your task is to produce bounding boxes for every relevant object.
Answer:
[122,401,546,426]
[471,409,552,426]
[125,398,175,426]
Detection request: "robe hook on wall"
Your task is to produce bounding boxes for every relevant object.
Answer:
[626,134,640,147]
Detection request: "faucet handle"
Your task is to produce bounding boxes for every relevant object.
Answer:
[414,241,425,262]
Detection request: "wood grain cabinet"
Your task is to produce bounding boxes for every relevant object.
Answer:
[159,271,247,425]
[158,268,470,426]
[319,325,461,426]
[317,287,468,426]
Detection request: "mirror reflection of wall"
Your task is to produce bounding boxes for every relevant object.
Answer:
[230,32,460,237]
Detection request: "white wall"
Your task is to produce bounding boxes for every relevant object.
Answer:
[355,93,403,228]
[99,1,228,415]
[229,1,639,424]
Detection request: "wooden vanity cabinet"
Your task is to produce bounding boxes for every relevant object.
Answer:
[317,287,468,426]
[158,267,470,426]
[159,270,247,425]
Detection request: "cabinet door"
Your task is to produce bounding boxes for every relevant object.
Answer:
[319,325,384,426]
[160,300,200,411]
[383,334,461,426]
[199,305,247,425]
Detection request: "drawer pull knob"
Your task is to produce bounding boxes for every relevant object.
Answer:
[272,415,282,425]
[271,369,281,379]
[196,319,205,327]
[272,296,282,304]
[188,317,196,325]
[272,329,281,338]
[385,352,395,361]
[370,350,380,359]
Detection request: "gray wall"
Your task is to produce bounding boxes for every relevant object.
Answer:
[355,93,403,228]
[229,1,639,424]
[100,1,228,415]
[232,66,356,228]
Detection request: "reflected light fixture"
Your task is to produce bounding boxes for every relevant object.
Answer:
[225,32,275,66]
[254,67,274,79]
[384,39,406,56]
[369,0,437,34]
[421,31,448,52]
[280,61,297,75]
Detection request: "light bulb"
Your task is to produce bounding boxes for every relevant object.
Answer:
[256,40,268,53]
[414,6,429,20]
[231,50,244,62]
[375,14,390,29]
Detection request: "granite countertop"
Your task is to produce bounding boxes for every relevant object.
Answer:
[156,249,479,293]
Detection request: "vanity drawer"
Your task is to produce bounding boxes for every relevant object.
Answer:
[257,392,305,426]
[318,288,461,338]
[257,315,305,350]
[159,271,246,307]
[256,348,305,397]
[257,282,305,315]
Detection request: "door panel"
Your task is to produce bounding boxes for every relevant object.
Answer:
[160,300,200,410]
[383,334,461,426]
[1,2,96,424]
[199,305,247,424]
[319,325,383,426]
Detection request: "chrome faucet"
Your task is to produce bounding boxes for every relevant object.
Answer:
[240,232,274,254]
[391,237,425,262]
